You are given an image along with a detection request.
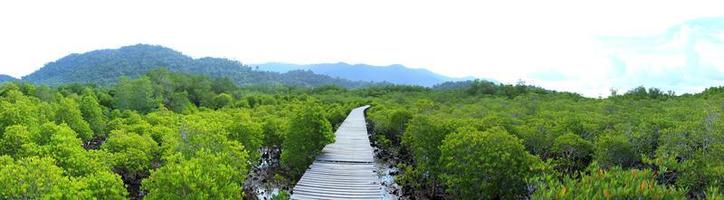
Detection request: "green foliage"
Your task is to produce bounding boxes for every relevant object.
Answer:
[0,155,123,199]
[369,82,723,198]
[463,79,551,98]
[324,104,348,128]
[374,134,392,149]
[439,127,540,199]
[281,104,334,178]
[532,164,686,199]
[402,115,458,179]
[41,123,110,177]
[211,93,233,109]
[211,77,239,94]
[0,125,36,157]
[0,156,79,199]
[650,117,724,197]
[371,109,412,145]
[102,130,158,174]
[706,186,723,200]
[79,92,107,137]
[262,117,287,147]
[228,113,264,162]
[55,97,93,142]
[107,110,153,136]
[168,91,195,113]
[1,71,366,198]
[0,89,47,134]
[355,84,429,97]
[78,171,129,199]
[465,79,497,95]
[395,163,425,190]
[175,109,262,163]
[142,150,248,199]
[388,110,413,136]
[143,107,251,198]
[3,66,723,199]
[552,133,594,174]
[271,190,291,200]
[113,76,157,113]
[595,133,639,168]
[622,86,675,100]
[246,96,260,108]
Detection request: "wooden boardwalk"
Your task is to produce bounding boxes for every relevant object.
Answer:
[291,105,382,200]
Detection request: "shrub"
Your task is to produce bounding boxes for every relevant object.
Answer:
[280,105,334,178]
[533,164,686,199]
[439,127,540,199]
[55,97,93,142]
[142,149,248,199]
[211,93,233,109]
[595,133,638,168]
[552,133,594,174]
[402,115,458,179]
[388,110,412,134]
[102,130,158,175]
[79,171,129,199]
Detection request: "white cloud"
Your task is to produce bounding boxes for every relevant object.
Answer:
[0,0,723,97]
[595,18,724,95]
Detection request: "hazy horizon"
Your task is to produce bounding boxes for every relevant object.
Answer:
[1,0,723,97]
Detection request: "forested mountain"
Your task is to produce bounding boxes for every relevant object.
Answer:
[22,44,370,88]
[256,62,472,87]
[0,75,17,83]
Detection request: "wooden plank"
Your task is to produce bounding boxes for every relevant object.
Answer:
[291,105,382,200]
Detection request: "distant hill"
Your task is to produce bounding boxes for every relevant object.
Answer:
[256,62,472,87]
[22,44,370,88]
[0,74,18,83]
[432,80,477,90]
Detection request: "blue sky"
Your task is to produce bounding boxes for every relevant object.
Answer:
[0,0,723,97]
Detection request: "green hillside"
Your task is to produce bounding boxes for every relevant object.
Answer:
[22,44,370,88]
